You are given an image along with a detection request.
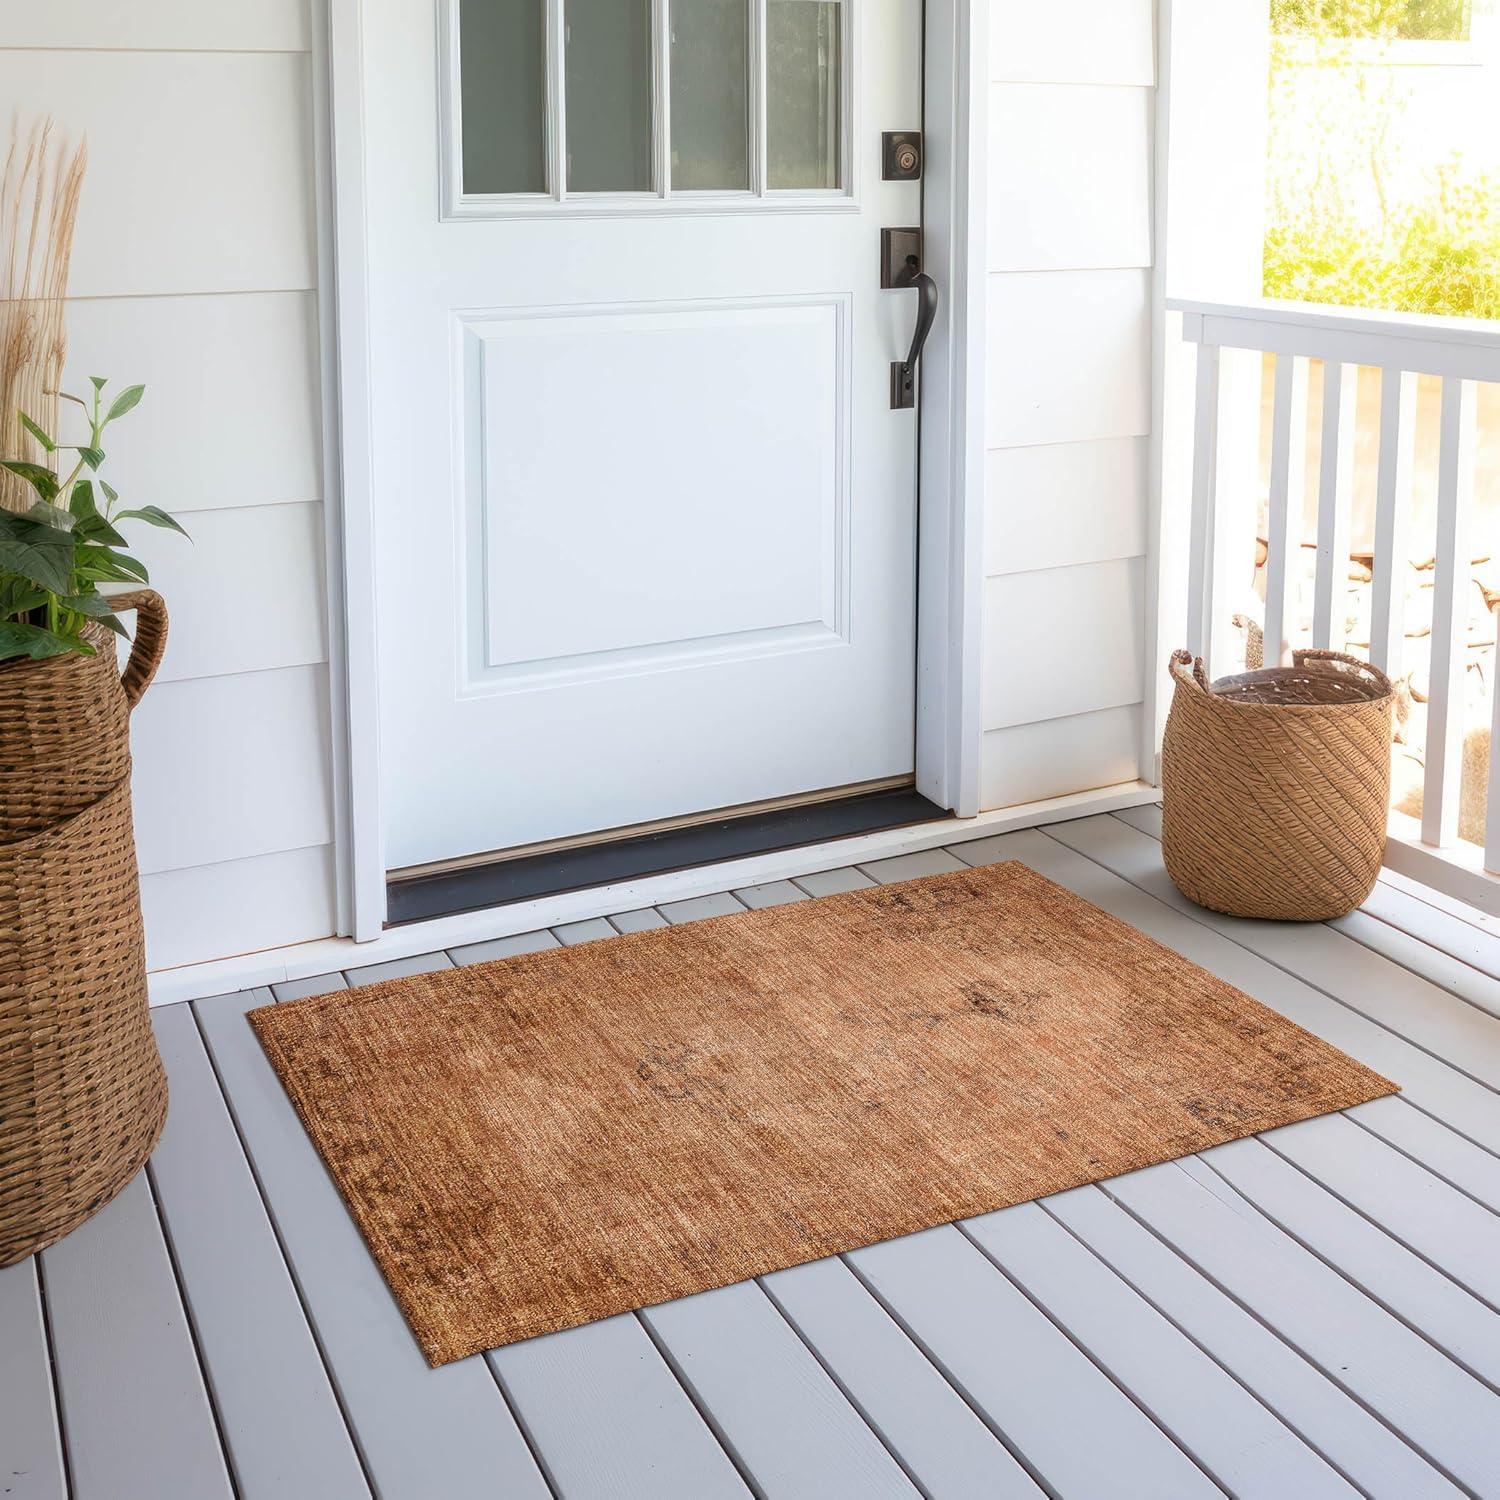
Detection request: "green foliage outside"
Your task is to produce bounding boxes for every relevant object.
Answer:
[1263,0,1500,319]
[1271,0,1470,41]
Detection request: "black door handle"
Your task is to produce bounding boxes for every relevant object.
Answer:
[891,262,938,409]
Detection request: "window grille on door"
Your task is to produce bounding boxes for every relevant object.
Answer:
[442,0,850,216]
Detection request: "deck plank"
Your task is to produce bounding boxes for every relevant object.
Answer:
[345,950,455,984]
[1110,805,1500,991]
[792,866,876,896]
[41,1173,233,1500]
[762,1255,1045,1498]
[1044,1183,1459,1499]
[731,879,807,909]
[1107,1161,1500,1496]
[962,1200,1357,1497]
[0,1257,66,1500]
[1198,1134,1500,1387]
[1333,910,1500,1020]
[640,1280,918,1499]
[151,1003,369,1497]
[857,848,968,883]
[488,1314,749,1500]
[608,908,669,933]
[656,892,746,924]
[1049,815,1500,1095]
[1113,801,1500,1023]
[846,1224,1219,1497]
[1348,1095,1500,1210]
[974,824,1500,1157]
[1350,878,1500,983]
[551,918,617,946]
[1256,1114,1500,1308]
[194,987,551,1500]
[450,930,560,964]
[273,970,351,1001]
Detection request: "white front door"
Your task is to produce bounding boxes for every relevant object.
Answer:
[363,0,925,871]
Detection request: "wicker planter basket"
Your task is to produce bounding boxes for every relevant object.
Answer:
[1,590,170,1266]
[1161,647,1395,922]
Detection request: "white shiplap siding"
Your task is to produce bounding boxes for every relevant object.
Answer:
[7,13,339,967]
[980,0,1156,809]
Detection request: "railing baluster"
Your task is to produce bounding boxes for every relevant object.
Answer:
[1265,354,1308,668]
[1487,641,1500,875]
[1312,362,1358,651]
[1186,341,1221,670]
[1422,377,1477,849]
[1370,367,1417,679]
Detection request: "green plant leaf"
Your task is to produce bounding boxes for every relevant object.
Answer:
[62,591,112,616]
[0,621,92,663]
[75,544,148,585]
[18,412,55,452]
[2,583,48,615]
[117,505,189,538]
[104,384,145,423]
[75,514,128,548]
[62,597,127,636]
[76,446,105,470]
[0,460,60,502]
[25,499,76,532]
[0,510,75,593]
[100,480,119,505]
[89,375,107,392]
[69,482,127,547]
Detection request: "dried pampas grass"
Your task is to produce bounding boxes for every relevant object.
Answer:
[1,117,87,512]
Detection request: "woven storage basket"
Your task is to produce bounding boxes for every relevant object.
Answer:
[1,590,170,1266]
[1161,647,1394,922]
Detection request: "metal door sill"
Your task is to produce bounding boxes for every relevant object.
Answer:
[386,786,948,927]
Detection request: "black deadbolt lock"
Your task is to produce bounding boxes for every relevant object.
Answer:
[882,131,922,181]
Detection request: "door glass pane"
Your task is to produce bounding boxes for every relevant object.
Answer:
[566,0,654,192]
[670,0,750,191]
[767,0,842,190]
[460,0,547,195]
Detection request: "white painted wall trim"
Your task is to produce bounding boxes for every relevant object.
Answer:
[309,0,354,936]
[1141,0,1171,785]
[917,0,989,818]
[146,779,1160,1004]
[325,0,989,934]
[325,0,387,940]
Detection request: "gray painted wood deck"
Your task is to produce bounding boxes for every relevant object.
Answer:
[5,809,1499,1499]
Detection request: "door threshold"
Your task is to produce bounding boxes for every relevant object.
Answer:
[146,782,1163,1006]
[386,785,948,927]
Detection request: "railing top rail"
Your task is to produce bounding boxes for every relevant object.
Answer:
[1167,297,1500,379]
[1168,296,1500,348]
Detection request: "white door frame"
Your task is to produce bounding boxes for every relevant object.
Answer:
[316,0,989,941]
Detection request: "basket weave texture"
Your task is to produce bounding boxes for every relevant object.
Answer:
[1161,647,1394,922]
[1,591,170,1266]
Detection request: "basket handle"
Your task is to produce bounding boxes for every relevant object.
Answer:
[1168,649,1212,692]
[108,588,169,710]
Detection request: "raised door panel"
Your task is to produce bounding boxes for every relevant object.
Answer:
[466,298,847,685]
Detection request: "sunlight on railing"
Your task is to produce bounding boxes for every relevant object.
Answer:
[1170,297,1500,908]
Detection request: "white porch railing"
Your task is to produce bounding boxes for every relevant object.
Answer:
[1168,297,1500,914]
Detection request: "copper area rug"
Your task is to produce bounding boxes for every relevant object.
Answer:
[250,861,1396,1366]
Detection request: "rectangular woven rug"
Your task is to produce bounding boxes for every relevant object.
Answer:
[250,861,1396,1367]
